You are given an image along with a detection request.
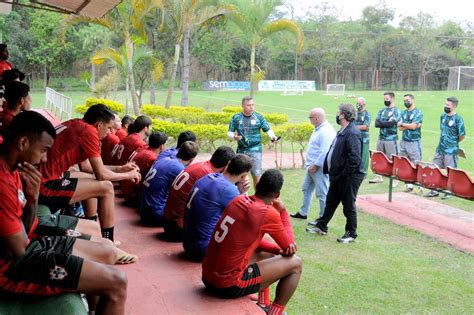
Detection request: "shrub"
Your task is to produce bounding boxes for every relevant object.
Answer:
[76,97,125,114]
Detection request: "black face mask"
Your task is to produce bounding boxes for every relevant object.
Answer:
[404,101,411,108]
[336,115,341,125]
[444,107,451,114]
[357,104,363,111]
[384,100,391,106]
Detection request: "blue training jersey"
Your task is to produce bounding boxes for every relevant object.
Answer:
[354,110,371,144]
[376,106,400,141]
[183,173,240,255]
[157,148,178,161]
[436,113,466,155]
[139,156,185,220]
[400,107,423,141]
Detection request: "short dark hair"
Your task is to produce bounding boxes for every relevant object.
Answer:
[121,115,134,126]
[338,103,357,122]
[403,93,414,99]
[83,104,115,125]
[128,115,152,134]
[149,131,167,149]
[242,96,253,105]
[210,146,235,168]
[3,111,56,147]
[4,81,29,108]
[177,131,196,148]
[255,169,284,198]
[176,141,199,161]
[384,91,395,99]
[0,44,7,51]
[447,97,459,106]
[226,154,253,176]
[2,68,25,83]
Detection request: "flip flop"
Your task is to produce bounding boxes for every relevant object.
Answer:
[115,252,138,265]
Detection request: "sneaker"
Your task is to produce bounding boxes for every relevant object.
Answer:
[290,212,307,220]
[369,175,384,184]
[337,232,356,243]
[403,186,414,193]
[441,194,451,200]
[425,190,439,198]
[307,220,318,227]
[305,226,327,235]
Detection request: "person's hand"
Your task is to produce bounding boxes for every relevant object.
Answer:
[237,176,250,194]
[18,162,41,202]
[128,169,141,184]
[271,197,286,212]
[308,165,318,174]
[397,121,402,127]
[121,162,139,173]
[271,136,281,143]
[234,132,242,141]
[282,243,297,256]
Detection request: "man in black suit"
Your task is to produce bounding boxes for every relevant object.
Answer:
[306,103,365,243]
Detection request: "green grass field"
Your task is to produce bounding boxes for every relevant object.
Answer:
[32,88,474,313]
[33,89,474,172]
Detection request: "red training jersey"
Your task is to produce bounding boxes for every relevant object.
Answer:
[0,108,15,134]
[202,194,292,288]
[121,147,157,200]
[116,128,127,141]
[112,133,146,166]
[0,60,13,79]
[100,132,120,165]
[164,160,214,228]
[40,119,100,181]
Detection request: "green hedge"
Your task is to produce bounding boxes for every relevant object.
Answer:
[76,98,125,114]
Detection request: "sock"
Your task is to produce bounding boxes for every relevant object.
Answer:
[101,227,114,241]
[85,215,98,221]
[268,303,285,315]
[258,288,270,307]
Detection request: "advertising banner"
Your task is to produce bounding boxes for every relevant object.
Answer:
[203,81,251,91]
[258,80,316,91]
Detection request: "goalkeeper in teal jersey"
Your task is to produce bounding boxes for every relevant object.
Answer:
[228,96,278,187]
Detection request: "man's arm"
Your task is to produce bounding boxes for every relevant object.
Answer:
[375,119,397,128]
[1,232,27,258]
[18,162,40,235]
[89,156,141,183]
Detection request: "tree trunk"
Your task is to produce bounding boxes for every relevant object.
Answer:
[181,29,191,106]
[125,39,140,115]
[149,71,156,104]
[250,42,256,98]
[294,50,298,80]
[165,42,180,108]
[91,63,96,90]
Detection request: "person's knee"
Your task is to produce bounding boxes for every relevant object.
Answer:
[107,268,128,300]
[100,180,114,195]
[290,255,303,273]
[94,241,116,265]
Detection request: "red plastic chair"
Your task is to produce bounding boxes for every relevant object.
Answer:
[447,167,474,200]
[370,150,393,176]
[416,162,448,190]
[392,155,418,183]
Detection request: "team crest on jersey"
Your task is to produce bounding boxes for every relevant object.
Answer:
[409,114,414,120]
[61,179,71,187]
[388,111,393,117]
[50,265,68,280]
[18,189,26,207]
[247,266,254,274]
[250,119,256,125]
[65,229,82,238]
[448,120,454,127]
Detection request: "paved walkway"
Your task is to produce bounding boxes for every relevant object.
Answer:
[357,192,474,254]
[114,197,264,315]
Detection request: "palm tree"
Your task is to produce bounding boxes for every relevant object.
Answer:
[63,0,163,115]
[227,0,304,97]
[163,0,234,108]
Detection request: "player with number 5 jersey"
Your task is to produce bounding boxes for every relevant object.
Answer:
[202,170,302,315]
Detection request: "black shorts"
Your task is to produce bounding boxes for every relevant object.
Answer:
[163,220,183,242]
[35,215,91,241]
[184,248,206,263]
[1,236,83,295]
[203,263,261,299]
[39,173,79,212]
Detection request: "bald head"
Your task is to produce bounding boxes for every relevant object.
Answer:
[308,108,326,127]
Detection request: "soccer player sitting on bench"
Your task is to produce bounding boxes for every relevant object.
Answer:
[202,169,302,315]
[0,111,130,315]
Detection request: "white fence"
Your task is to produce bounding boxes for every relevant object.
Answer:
[45,87,72,121]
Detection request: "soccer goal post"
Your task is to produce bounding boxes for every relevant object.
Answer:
[448,66,474,90]
[325,84,345,96]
